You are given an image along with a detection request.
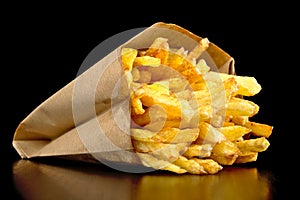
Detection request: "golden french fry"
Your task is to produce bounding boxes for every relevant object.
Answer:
[134,84,181,117]
[210,154,239,165]
[210,140,240,165]
[143,118,181,131]
[123,35,273,175]
[137,153,187,174]
[177,59,204,83]
[190,158,223,174]
[173,156,207,174]
[133,56,161,67]
[182,144,213,158]
[243,121,273,138]
[130,127,199,144]
[145,37,169,65]
[217,125,251,141]
[131,96,145,115]
[121,47,138,71]
[132,140,169,152]
[132,140,187,154]
[231,116,249,125]
[145,143,187,163]
[236,137,270,153]
[226,97,259,117]
[223,77,239,100]
[222,121,235,126]
[159,78,189,93]
[162,164,187,174]
[218,72,262,96]
[195,122,226,145]
[211,140,240,156]
[167,47,186,69]
[131,104,179,127]
[235,152,258,163]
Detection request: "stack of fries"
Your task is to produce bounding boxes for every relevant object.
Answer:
[121,37,273,174]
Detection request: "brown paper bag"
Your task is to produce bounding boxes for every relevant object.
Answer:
[12,22,235,169]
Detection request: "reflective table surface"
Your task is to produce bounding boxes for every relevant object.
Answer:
[11,158,284,200]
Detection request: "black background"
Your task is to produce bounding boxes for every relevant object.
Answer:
[1,2,297,199]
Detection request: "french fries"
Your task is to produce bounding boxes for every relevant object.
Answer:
[122,36,273,175]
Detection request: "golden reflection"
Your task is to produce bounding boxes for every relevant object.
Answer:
[13,159,272,200]
[134,167,272,200]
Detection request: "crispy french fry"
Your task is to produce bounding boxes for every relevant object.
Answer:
[211,140,240,157]
[236,137,270,153]
[216,125,251,141]
[123,35,273,175]
[132,141,188,163]
[121,47,138,71]
[190,158,223,174]
[173,156,207,174]
[167,47,186,69]
[195,122,226,145]
[131,127,199,144]
[183,144,213,158]
[137,153,187,174]
[210,140,240,165]
[133,56,161,67]
[218,72,262,96]
[243,121,273,138]
[135,85,181,117]
[210,154,239,165]
[231,116,249,125]
[226,97,259,117]
[235,152,258,163]
[145,37,169,65]
[143,118,181,131]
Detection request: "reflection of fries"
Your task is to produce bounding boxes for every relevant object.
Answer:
[122,36,273,175]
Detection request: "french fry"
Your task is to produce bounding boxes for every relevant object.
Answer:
[216,125,251,141]
[236,137,270,153]
[146,143,187,163]
[226,97,259,117]
[231,116,249,126]
[218,72,262,96]
[131,127,199,144]
[145,37,169,65]
[243,121,273,138]
[173,156,207,175]
[121,48,138,71]
[123,35,273,175]
[210,154,239,165]
[137,153,187,174]
[190,158,223,174]
[182,144,213,158]
[210,140,240,165]
[235,152,258,163]
[133,56,161,67]
[166,47,186,69]
[211,140,240,157]
[195,122,226,145]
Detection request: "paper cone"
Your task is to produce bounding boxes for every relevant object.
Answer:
[12,22,235,168]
